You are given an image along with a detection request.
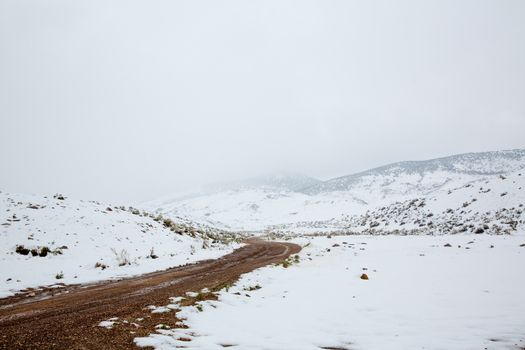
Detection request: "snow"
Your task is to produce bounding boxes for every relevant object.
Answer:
[135,234,525,350]
[149,306,172,314]
[0,191,239,298]
[98,318,119,329]
[145,151,525,234]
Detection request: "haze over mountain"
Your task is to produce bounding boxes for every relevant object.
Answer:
[145,149,525,233]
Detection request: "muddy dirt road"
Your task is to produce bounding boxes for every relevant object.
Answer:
[0,240,301,349]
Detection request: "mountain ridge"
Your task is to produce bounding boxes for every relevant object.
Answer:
[300,148,525,195]
[144,148,525,233]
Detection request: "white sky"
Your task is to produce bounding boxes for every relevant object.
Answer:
[1,0,524,203]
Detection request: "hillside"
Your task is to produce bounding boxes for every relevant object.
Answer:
[301,149,525,196]
[146,149,525,234]
[0,191,239,297]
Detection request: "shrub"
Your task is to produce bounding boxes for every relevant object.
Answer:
[95,262,108,270]
[111,248,131,266]
[15,245,30,255]
[163,218,173,228]
[39,246,51,257]
[149,248,158,259]
[243,284,262,291]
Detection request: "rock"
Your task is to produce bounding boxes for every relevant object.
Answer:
[474,227,485,234]
[360,273,369,280]
[444,243,452,247]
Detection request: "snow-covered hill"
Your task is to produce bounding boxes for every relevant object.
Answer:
[0,191,240,297]
[146,149,525,234]
[302,149,525,195]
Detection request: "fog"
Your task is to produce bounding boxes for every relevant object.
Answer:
[1,0,524,203]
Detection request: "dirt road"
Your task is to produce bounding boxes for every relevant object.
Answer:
[0,240,301,349]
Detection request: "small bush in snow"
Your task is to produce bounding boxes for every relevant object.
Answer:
[111,248,131,266]
[15,245,30,255]
[162,218,172,227]
[95,262,108,270]
[148,248,158,259]
[244,284,262,291]
[39,246,51,257]
[55,271,64,279]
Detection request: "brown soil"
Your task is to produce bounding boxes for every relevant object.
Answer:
[0,240,300,349]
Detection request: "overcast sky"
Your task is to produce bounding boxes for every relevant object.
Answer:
[1,0,524,203]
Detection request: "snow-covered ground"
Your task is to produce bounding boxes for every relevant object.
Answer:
[0,191,239,298]
[135,234,525,350]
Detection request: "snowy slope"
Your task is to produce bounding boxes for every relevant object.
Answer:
[0,191,240,298]
[274,169,525,235]
[146,149,525,233]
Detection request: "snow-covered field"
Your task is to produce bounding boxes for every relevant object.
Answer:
[135,234,525,350]
[0,191,239,298]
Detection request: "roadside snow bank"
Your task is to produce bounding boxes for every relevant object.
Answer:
[0,191,240,298]
[136,234,525,350]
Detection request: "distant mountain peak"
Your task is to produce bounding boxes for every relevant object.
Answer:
[300,149,525,194]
